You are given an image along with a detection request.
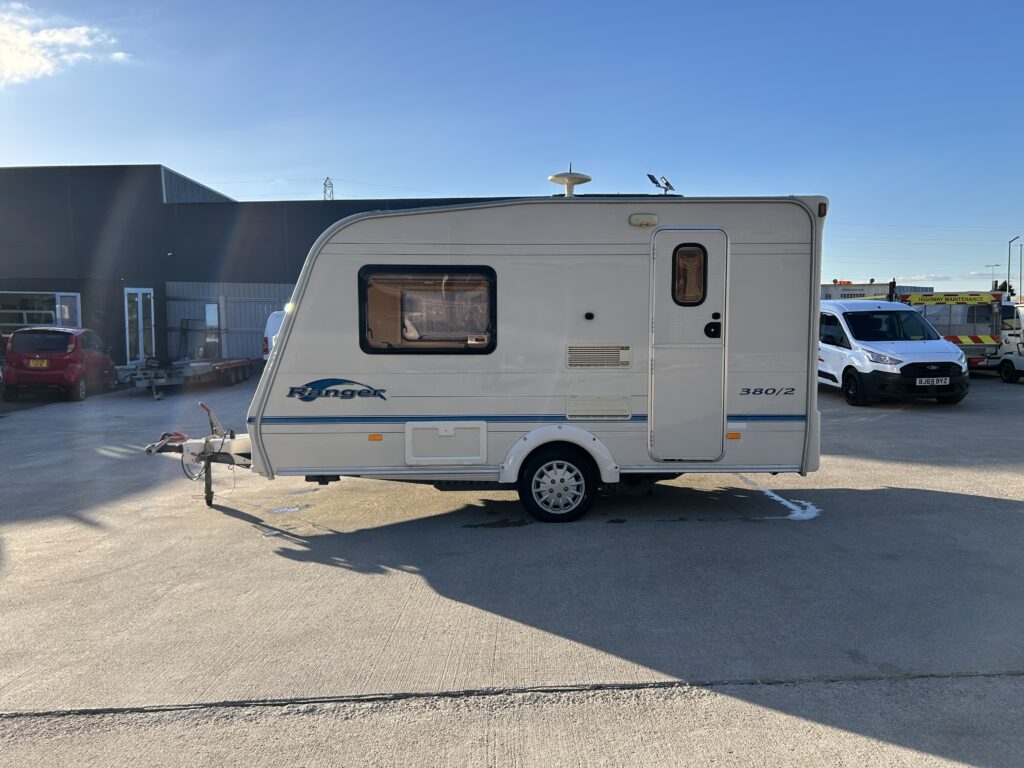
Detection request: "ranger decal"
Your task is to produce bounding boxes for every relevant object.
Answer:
[287,378,387,402]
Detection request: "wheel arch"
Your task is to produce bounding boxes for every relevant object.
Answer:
[842,364,863,381]
[498,425,620,484]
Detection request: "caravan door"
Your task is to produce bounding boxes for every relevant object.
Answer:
[649,229,728,460]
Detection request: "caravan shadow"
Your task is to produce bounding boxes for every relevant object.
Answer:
[219,484,1024,766]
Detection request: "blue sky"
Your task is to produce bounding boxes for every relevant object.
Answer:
[2,0,1023,290]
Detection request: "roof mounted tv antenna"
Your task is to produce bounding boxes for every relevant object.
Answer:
[646,173,675,195]
[548,163,591,197]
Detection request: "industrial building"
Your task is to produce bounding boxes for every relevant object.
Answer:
[0,165,489,364]
[820,281,934,301]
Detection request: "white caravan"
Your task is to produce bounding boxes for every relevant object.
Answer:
[148,193,826,521]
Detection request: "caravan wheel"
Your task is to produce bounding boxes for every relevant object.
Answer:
[517,447,597,522]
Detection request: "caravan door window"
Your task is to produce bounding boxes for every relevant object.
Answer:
[359,266,496,354]
[672,244,707,306]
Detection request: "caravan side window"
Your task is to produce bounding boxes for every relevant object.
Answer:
[359,266,496,354]
[672,244,707,306]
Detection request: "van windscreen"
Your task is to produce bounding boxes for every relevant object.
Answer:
[843,311,939,342]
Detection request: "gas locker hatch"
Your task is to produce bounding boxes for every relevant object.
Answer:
[649,228,728,461]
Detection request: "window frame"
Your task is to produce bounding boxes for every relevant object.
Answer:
[671,243,708,307]
[358,264,498,355]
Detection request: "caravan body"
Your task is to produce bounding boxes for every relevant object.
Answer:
[245,196,825,519]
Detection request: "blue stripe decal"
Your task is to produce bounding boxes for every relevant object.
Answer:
[248,413,805,425]
[250,414,649,425]
[727,414,806,422]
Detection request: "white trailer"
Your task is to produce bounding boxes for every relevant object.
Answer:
[149,191,826,520]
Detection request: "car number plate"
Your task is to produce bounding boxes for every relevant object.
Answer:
[28,359,49,368]
[915,376,949,386]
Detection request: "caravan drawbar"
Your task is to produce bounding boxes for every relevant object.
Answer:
[148,193,826,521]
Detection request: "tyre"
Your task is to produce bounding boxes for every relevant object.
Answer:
[517,446,598,522]
[69,377,87,402]
[936,394,965,405]
[999,361,1021,384]
[103,370,118,392]
[842,369,868,406]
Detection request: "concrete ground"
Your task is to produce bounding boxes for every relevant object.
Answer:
[0,381,124,416]
[0,377,1022,766]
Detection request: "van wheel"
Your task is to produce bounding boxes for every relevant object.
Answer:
[69,378,87,402]
[517,447,597,522]
[999,361,1020,383]
[842,370,868,406]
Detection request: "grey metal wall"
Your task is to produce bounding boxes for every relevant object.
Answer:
[166,281,293,361]
[161,167,234,204]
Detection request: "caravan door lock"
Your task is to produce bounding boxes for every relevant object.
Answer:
[704,321,722,339]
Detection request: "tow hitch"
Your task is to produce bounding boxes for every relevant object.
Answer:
[144,402,252,507]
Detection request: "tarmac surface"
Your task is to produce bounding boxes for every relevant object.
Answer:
[1,376,1022,766]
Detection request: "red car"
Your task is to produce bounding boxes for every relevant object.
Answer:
[2,327,116,402]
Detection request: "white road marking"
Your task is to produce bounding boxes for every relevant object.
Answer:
[739,475,821,521]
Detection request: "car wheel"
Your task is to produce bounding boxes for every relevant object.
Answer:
[999,361,1020,384]
[69,377,87,402]
[936,394,966,405]
[842,369,868,406]
[517,447,598,522]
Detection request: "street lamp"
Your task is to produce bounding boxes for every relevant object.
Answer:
[1009,236,1020,293]
[986,264,1001,288]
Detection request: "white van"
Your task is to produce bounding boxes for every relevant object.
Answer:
[262,310,286,361]
[817,299,968,405]
[150,193,828,521]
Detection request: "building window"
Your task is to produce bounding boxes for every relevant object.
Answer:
[672,244,706,306]
[0,291,81,338]
[359,266,496,354]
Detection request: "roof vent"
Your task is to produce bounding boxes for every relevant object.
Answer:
[548,164,591,197]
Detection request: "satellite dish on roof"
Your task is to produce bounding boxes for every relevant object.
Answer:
[548,163,591,197]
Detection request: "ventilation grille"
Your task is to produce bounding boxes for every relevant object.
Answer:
[567,345,631,368]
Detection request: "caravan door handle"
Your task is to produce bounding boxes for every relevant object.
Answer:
[703,321,722,339]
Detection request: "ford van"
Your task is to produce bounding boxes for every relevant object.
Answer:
[818,300,969,405]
